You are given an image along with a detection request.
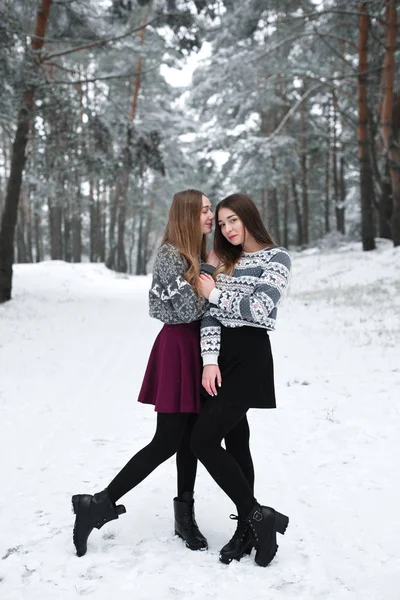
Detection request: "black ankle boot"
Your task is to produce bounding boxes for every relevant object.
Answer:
[245,503,289,567]
[219,514,253,564]
[173,492,208,551]
[72,489,126,557]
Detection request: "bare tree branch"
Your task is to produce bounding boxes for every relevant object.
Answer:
[269,83,324,138]
[41,15,162,62]
[43,62,161,86]
[252,31,359,63]
[265,8,385,27]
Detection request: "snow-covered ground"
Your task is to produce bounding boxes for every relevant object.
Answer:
[0,240,399,600]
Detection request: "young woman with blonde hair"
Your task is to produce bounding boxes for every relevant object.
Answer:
[71,189,215,557]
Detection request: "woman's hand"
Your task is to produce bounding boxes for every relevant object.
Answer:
[202,365,222,396]
[207,249,220,268]
[198,273,216,298]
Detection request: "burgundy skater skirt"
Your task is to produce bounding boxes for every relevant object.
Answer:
[137,321,202,413]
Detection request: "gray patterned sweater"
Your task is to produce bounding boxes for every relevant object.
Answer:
[149,243,206,323]
[201,247,291,365]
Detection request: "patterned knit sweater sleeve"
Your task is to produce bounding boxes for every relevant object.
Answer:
[149,243,205,324]
[209,249,291,325]
[200,309,221,366]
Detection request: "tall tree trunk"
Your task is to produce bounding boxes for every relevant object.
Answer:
[128,211,137,274]
[291,177,303,247]
[136,204,145,275]
[381,0,400,246]
[116,195,127,272]
[142,200,154,273]
[379,158,393,239]
[16,194,27,263]
[325,149,331,235]
[0,179,3,219]
[0,0,52,302]
[92,179,102,262]
[358,2,376,251]
[49,196,63,260]
[339,154,346,234]
[64,193,71,263]
[333,95,345,234]
[100,182,106,262]
[89,177,96,262]
[368,109,392,238]
[332,92,341,233]
[33,196,42,262]
[283,183,289,248]
[268,187,280,245]
[72,185,82,263]
[300,89,309,246]
[324,103,331,234]
[26,190,34,263]
[107,9,149,272]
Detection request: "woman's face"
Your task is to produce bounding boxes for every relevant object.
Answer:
[217,207,246,246]
[200,195,214,235]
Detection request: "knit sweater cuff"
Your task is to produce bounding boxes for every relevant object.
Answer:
[208,288,221,305]
[202,353,219,366]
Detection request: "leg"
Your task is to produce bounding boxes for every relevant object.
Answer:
[220,416,255,563]
[190,397,256,518]
[191,398,289,568]
[174,413,207,550]
[176,413,198,498]
[225,415,255,493]
[107,412,189,503]
[72,413,190,557]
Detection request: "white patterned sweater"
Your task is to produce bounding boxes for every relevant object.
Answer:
[201,247,292,365]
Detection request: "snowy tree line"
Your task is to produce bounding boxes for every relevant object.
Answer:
[0,0,399,302]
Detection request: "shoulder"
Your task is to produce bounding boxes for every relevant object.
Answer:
[271,246,291,264]
[157,242,179,257]
[154,243,185,274]
[259,246,291,272]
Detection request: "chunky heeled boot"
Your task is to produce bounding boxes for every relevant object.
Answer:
[219,514,253,564]
[245,503,289,567]
[173,492,208,551]
[72,489,126,557]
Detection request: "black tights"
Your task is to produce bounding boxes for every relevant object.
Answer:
[107,411,254,505]
[191,397,256,518]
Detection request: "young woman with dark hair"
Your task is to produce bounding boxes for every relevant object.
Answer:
[193,193,292,568]
[71,189,215,557]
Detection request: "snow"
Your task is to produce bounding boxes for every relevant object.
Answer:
[0,240,399,600]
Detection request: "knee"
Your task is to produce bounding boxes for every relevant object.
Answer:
[190,424,219,461]
[162,444,179,461]
[148,434,179,462]
[190,425,209,459]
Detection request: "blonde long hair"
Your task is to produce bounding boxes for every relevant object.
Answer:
[161,189,208,297]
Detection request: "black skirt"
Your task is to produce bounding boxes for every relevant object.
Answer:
[211,325,276,409]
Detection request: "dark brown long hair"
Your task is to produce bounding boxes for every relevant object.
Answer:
[161,189,208,296]
[214,193,275,274]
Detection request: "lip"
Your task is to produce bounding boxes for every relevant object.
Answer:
[228,234,237,240]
